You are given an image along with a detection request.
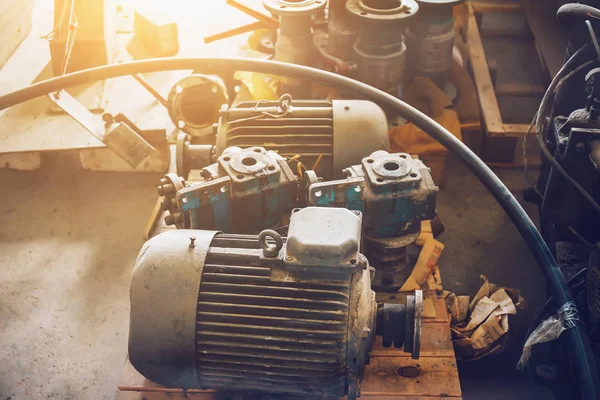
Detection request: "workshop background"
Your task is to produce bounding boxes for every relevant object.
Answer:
[0,0,582,399]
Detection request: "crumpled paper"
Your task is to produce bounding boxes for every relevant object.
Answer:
[447,275,526,361]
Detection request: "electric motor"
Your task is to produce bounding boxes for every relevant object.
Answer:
[214,97,390,180]
[129,207,422,399]
[175,96,389,180]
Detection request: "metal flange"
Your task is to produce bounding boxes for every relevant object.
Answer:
[263,0,325,16]
[346,0,419,22]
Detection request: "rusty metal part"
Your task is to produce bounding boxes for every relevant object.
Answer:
[167,74,228,136]
[307,150,438,290]
[263,0,326,95]
[312,0,358,73]
[172,146,298,233]
[214,96,389,179]
[129,207,422,397]
[175,133,213,179]
[328,0,357,61]
[158,173,188,228]
[405,0,465,86]
[377,290,422,359]
[364,232,421,291]
[346,0,418,90]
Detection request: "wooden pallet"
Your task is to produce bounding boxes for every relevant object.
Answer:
[116,290,461,400]
[467,1,541,138]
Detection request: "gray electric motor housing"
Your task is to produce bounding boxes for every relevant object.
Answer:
[129,207,376,399]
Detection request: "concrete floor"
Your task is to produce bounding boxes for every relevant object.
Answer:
[0,150,551,399]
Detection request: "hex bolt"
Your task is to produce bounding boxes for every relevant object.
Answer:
[189,236,196,248]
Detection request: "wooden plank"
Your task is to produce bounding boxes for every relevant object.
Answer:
[361,356,461,398]
[502,123,536,136]
[467,4,540,138]
[495,83,545,97]
[467,3,504,135]
[471,2,521,14]
[116,392,215,400]
[520,0,568,78]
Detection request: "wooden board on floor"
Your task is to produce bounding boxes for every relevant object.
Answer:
[116,293,461,400]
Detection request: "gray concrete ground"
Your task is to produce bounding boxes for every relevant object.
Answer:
[0,150,550,399]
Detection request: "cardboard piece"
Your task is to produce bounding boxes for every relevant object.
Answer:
[449,275,525,361]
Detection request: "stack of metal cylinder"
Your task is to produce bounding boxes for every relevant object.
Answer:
[266,0,464,91]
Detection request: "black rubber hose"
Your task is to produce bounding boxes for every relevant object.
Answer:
[0,58,598,398]
[557,4,600,32]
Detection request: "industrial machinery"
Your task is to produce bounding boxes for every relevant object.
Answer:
[405,0,465,86]
[263,0,326,96]
[173,95,390,180]
[161,146,298,232]
[306,150,438,290]
[129,207,423,399]
[346,0,418,90]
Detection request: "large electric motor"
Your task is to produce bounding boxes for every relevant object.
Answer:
[129,207,422,399]
[177,96,389,180]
